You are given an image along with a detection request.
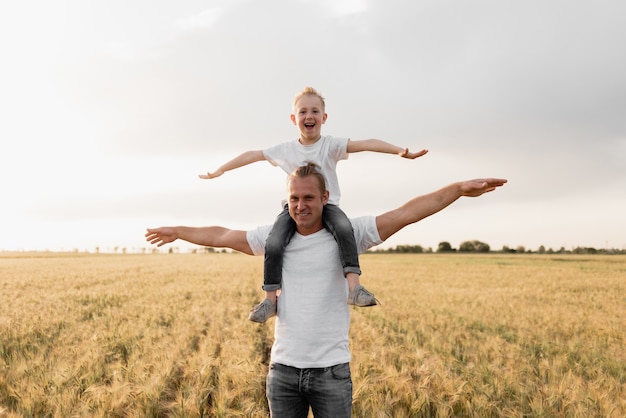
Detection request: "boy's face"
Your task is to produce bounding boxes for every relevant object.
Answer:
[291,95,327,142]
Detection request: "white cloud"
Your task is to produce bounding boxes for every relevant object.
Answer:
[327,0,368,17]
[175,8,222,31]
[102,41,137,60]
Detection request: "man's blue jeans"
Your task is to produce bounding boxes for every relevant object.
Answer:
[266,362,352,417]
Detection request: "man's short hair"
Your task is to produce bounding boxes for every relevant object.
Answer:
[289,163,327,194]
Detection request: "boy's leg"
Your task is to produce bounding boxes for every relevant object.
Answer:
[249,205,296,323]
[263,205,296,291]
[322,205,361,276]
[323,205,378,307]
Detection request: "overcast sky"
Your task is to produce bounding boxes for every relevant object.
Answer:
[1,0,624,253]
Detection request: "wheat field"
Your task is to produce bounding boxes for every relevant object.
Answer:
[0,252,624,417]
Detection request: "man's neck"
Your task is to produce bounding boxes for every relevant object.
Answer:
[295,223,325,236]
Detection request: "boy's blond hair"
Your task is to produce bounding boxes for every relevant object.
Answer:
[293,86,326,111]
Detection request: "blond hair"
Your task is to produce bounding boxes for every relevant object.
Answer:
[293,86,326,111]
[288,162,327,194]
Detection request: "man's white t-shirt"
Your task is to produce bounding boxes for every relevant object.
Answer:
[247,216,382,368]
[263,135,349,206]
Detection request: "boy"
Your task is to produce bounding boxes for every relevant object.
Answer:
[200,86,428,322]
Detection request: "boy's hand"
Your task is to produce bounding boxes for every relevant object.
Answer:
[198,170,224,179]
[399,148,429,159]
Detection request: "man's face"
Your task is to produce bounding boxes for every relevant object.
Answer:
[290,95,327,142]
[287,175,329,235]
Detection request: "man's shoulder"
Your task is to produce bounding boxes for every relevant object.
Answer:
[350,216,382,250]
[350,215,374,230]
[246,224,274,255]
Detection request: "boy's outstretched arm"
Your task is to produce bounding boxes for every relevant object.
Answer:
[199,150,266,179]
[347,139,428,159]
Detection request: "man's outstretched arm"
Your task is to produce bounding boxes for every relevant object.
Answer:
[375,178,508,241]
[145,226,253,255]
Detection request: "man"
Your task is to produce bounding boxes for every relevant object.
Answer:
[145,163,507,417]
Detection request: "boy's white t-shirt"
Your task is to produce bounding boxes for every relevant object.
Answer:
[247,216,382,368]
[263,135,349,205]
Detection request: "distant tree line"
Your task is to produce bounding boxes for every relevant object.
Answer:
[368,241,626,255]
[76,242,625,255]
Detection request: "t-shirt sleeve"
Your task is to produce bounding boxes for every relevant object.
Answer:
[351,216,383,253]
[246,225,273,256]
[330,136,349,163]
[262,143,284,167]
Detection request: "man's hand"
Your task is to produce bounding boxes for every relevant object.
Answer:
[145,227,178,247]
[460,178,508,197]
[198,170,224,180]
[399,148,429,159]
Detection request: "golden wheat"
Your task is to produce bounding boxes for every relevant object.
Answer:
[0,252,624,417]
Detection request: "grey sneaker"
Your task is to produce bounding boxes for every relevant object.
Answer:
[248,299,277,323]
[348,285,379,307]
